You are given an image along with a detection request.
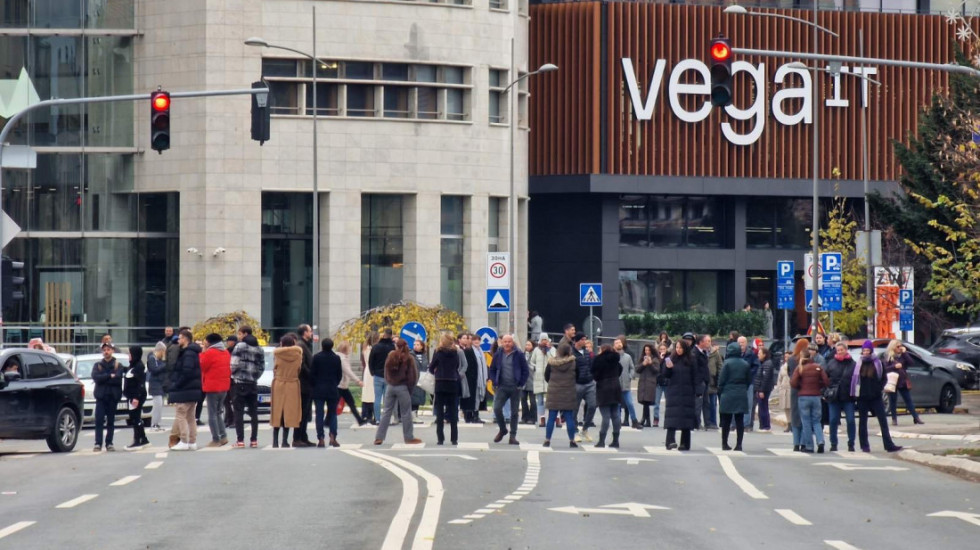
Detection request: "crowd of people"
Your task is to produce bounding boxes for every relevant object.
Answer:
[85,321,918,454]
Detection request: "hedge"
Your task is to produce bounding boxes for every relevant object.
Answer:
[621,311,766,339]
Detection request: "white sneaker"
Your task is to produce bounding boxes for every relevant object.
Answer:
[188,443,198,451]
[171,442,191,451]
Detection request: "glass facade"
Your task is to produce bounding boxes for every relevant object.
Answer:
[745,198,813,249]
[361,194,404,312]
[619,195,733,248]
[440,196,464,314]
[261,193,313,336]
[619,270,725,314]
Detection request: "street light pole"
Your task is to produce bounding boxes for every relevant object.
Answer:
[860,29,875,339]
[810,1,820,336]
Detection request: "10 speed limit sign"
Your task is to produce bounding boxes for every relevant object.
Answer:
[487,252,510,289]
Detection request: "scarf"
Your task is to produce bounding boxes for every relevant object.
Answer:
[852,355,881,396]
[834,352,849,362]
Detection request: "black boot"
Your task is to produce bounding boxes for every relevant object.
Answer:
[721,427,731,450]
[595,432,606,448]
[734,428,744,451]
[282,428,291,448]
[793,445,800,452]
[610,432,620,448]
[817,443,825,454]
[273,428,280,448]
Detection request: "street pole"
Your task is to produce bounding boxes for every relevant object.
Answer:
[860,29,874,339]
[509,36,516,336]
[810,1,820,337]
[311,5,320,340]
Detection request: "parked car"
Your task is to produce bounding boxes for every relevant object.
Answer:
[67,353,154,426]
[930,327,980,371]
[846,341,962,413]
[255,347,275,415]
[0,348,84,452]
[901,342,978,390]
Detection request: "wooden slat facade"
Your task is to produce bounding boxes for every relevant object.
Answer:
[529,3,970,180]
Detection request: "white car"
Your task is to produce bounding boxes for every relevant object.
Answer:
[66,353,154,426]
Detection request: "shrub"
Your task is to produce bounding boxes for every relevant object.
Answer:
[191,310,271,345]
[333,301,468,350]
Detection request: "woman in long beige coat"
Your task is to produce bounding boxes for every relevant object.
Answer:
[776,357,792,433]
[271,334,303,448]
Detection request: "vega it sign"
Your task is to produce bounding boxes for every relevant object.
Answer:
[622,58,878,146]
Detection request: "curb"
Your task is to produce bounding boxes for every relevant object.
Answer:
[771,413,980,442]
[896,449,980,483]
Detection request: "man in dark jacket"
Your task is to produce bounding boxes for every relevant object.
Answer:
[489,334,529,445]
[738,336,761,431]
[164,326,183,405]
[92,343,123,452]
[310,338,343,448]
[293,324,315,447]
[694,334,717,430]
[230,326,265,447]
[169,329,203,451]
[571,333,597,441]
[368,328,396,419]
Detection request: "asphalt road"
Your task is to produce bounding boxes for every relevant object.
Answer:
[1,411,978,549]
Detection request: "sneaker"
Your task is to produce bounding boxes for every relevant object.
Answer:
[581,430,593,442]
[404,438,423,445]
[171,442,191,451]
[188,443,198,451]
[196,420,206,426]
[92,446,102,452]
[124,442,142,451]
[250,440,258,448]
[105,445,115,452]
[569,441,578,448]
[887,446,904,453]
[234,441,246,448]
[207,441,221,448]
[218,437,229,446]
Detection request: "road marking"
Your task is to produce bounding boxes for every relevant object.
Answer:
[337,444,363,450]
[549,502,670,518]
[487,503,506,509]
[825,541,863,550]
[7,454,36,460]
[814,462,908,471]
[400,453,477,461]
[928,510,980,527]
[610,457,657,466]
[448,519,471,525]
[475,508,495,514]
[582,445,617,453]
[391,443,426,450]
[0,521,34,540]
[520,443,553,451]
[832,451,878,460]
[198,446,233,452]
[768,448,808,457]
[449,450,540,525]
[463,514,484,519]
[360,450,444,550]
[109,475,140,487]
[261,445,294,451]
[644,446,680,455]
[145,461,164,470]
[775,509,812,526]
[344,450,419,550]
[456,442,489,450]
[717,455,768,500]
[56,494,98,509]
[707,447,746,457]
[154,452,169,459]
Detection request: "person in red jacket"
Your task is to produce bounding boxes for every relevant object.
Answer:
[200,333,232,447]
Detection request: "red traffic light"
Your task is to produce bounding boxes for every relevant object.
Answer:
[152,93,170,112]
[710,41,731,62]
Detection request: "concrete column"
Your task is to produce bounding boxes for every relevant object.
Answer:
[464,194,490,328]
[403,192,441,307]
[324,189,362,334]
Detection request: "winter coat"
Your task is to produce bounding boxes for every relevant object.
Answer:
[122,360,147,401]
[662,351,698,430]
[718,343,752,415]
[884,353,912,390]
[753,358,776,395]
[592,350,623,407]
[530,346,554,395]
[429,348,461,394]
[230,336,265,385]
[368,337,396,377]
[199,343,232,394]
[825,355,857,402]
[635,354,661,405]
[271,346,303,428]
[545,355,577,411]
[857,356,884,401]
[618,351,635,393]
[776,361,791,410]
[791,361,829,397]
[310,350,342,401]
[146,354,167,396]
[489,349,530,389]
[297,338,314,395]
[573,348,594,385]
[92,357,123,401]
[168,344,203,404]
[337,352,360,391]
[385,351,418,389]
[707,348,723,395]
[165,339,180,381]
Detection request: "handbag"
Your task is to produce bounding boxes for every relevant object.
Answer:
[822,385,839,402]
[417,371,436,395]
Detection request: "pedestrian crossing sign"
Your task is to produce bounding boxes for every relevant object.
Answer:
[486,289,511,312]
[580,283,603,306]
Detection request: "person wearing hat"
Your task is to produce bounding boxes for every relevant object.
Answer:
[856,340,902,453]
[530,335,555,427]
[572,332,597,441]
[92,343,123,451]
[146,341,169,431]
[123,346,150,450]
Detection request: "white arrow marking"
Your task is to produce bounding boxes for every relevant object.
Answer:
[814,462,909,471]
[402,329,423,342]
[549,502,670,518]
[928,510,980,527]
[610,457,657,465]
[400,453,477,461]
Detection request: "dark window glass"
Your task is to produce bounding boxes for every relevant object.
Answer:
[441,196,464,235]
[382,63,410,81]
[746,271,774,312]
[33,0,82,28]
[415,65,437,83]
[619,195,732,248]
[345,61,374,80]
[138,193,179,233]
[383,86,411,118]
[1,0,29,27]
[305,82,339,116]
[268,81,299,115]
[347,85,376,117]
[24,353,53,379]
[441,239,463,314]
[746,198,827,249]
[362,195,404,311]
[302,59,338,79]
[417,87,439,119]
[619,270,721,314]
[261,193,313,334]
[262,59,298,77]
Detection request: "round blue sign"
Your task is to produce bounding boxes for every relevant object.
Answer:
[399,321,427,349]
[475,326,498,353]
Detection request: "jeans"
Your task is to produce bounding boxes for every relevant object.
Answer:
[791,424,802,446]
[374,385,414,442]
[233,383,259,443]
[93,396,117,447]
[314,396,340,439]
[339,388,364,424]
[828,400,856,448]
[546,410,577,441]
[575,382,597,428]
[433,390,459,444]
[653,385,665,422]
[174,402,198,444]
[756,391,771,430]
[493,385,521,437]
[799,395,824,450]
[621,390,638,423]
[598,404,622,437]
[744,384,755,427]
[150,395,163,427]
[373,376,387,418]
[858,397,899,451]
[535,393,547,421]
[703,393,718,428]
[205,392,227,442]
[888,387,920,422]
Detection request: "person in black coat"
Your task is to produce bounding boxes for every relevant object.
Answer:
[169,330,203,450]
[591,345,623,448]
[753,347,776,432]
[123,346,149,450]
[92,343,123,451]
[663,340,698,451]
[429,334,462,445]
[294,325,316,447]
[310,338,343,447]
[825,341,857,452]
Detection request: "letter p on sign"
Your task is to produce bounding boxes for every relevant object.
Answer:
[778,261,793,278]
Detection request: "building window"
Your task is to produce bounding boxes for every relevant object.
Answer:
[362,195,404,311]
[261,193,313,335]
[746,271,774,311]
[488,197,501,252]
[746,198,838,249]
[619,195,733,249]
[619,270,722,314]
[441,196,465,314]
[489,68,508,124]
[260,59,470,122]
[489,0,507,9]
[517,73,529,127]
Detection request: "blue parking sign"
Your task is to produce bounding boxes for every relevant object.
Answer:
[776,261,794,310]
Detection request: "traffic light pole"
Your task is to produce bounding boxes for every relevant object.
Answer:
[0,86,269,347]
[731,47,980,78]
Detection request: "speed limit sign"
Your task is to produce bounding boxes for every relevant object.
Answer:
[487,252,510,289]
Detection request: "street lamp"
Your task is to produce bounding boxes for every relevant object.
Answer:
[727,4,835,336]
[245,7,326,338]
[502,40,557,335]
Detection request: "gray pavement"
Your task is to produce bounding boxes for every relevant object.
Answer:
[1,407,978,549]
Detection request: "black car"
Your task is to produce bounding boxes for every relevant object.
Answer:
[0,349,84,452]
[931,328,980,370]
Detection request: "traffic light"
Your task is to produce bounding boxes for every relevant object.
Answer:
[1,256,25,313]
[150,91,171,153]
[709,35,733,107]
[251,81,270,145]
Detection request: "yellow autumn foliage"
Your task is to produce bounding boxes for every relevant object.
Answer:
[333,301,467,349]
[191,311,270,346]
